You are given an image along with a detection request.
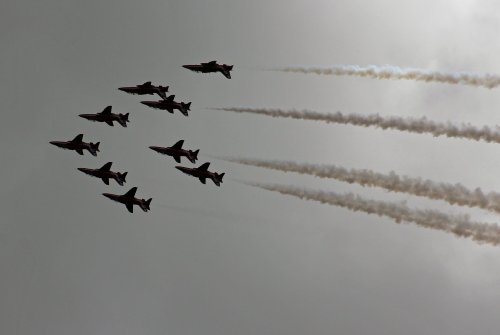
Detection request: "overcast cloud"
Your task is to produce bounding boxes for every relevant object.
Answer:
[2,1,500,334]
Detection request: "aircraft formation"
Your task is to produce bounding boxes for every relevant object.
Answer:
[49,61,232,213]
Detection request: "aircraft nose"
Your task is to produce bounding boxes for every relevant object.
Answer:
[175,166,184,172]
[102,193,113,200]
[118,87,126,91]
[77,168,85,172]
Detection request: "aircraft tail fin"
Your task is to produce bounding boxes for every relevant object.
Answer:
[117,172,128,186]
[142,198,152,211]
[180,102,191,116]
[211,172,225,187]
[118,113,129,127]
[188,149,199,164]
[89,142,100,156]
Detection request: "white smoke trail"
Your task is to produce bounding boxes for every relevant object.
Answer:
[213,108,500,144]
[223,158,500,214]
[245,181,500,246]
[274,65,500,88]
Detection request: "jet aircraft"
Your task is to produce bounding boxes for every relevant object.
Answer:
[149,140,199,163]
[141,95,191,116]
[102,187,152,213]
[182,61,233,79]
[79,106,129,127]
[118,81,169,99]
[50,134,100,156]
[78,162,128,186]
[175,162,225,186]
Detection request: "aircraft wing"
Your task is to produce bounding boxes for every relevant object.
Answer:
[124,187,137,197]
[198,162,210,171]
[174,156,181,163]
[76,149,84,155]
[105,120,114,126]
[101,106,112,114]
[172,140,184,149]
[100,162,112,171]
[102,177,109,185]
[126,204,134,213]
[72,134,84,143]
[199,177,206,184]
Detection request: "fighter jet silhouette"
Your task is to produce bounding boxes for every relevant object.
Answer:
[102,187,152,213]
[175,162,225,186]
[149,140,199,164]
[78,162,128,186]
[50,134,100,156]
[141,95,191,116]
[118,81,169,99]
[182,61,233,79]
[79,106,130,127]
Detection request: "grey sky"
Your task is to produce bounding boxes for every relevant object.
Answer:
[3,1,500,334]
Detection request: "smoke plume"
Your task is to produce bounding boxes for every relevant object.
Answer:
[245,181,500,246]
[224,158,500,214]
[274,65,500,88]
[213,108,500,144]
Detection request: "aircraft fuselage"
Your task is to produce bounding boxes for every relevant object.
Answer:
[119,86,168,99]
[182,63,232,79]
[141,100,190,116]
[49,141,98,156]
[149,146,195,162]
[78,168,125,186]
[102,193,149,212]
[175,166,223,186]
[79,113,128,127]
